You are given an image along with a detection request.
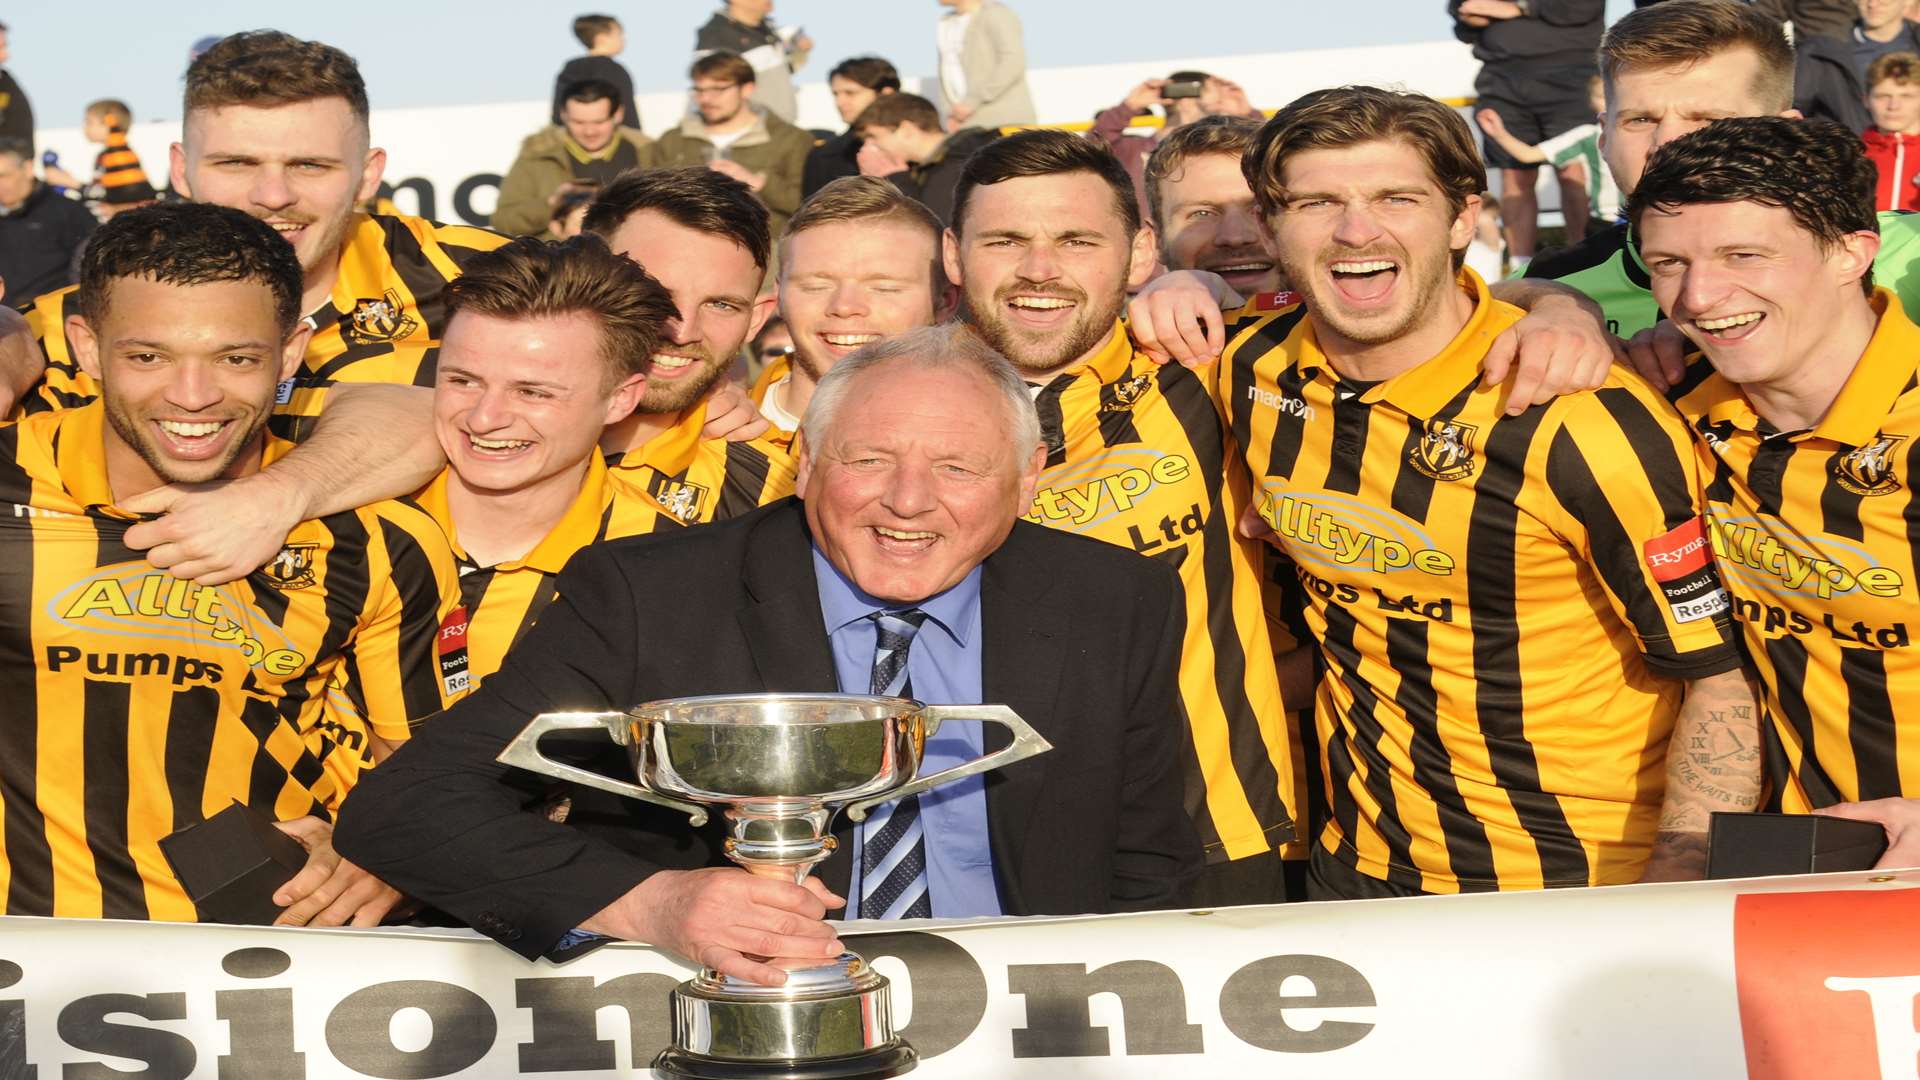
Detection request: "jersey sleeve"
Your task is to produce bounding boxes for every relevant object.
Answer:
[15,289,99,418]
[1543,384,1741,679]
[713,430,799,520]
[340,502,467,740]
[1537,124,1598,166]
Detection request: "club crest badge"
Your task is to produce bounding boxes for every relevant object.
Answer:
[1410,418,1477,482]
[1834,434,1906,496]
[653,479,711,524]
[1103,373,1153,412]
[341,289,419,346]
[262,544,319,590]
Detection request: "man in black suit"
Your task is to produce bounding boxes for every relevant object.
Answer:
[334,322,1200,986]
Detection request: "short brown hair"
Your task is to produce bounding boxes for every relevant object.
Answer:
[86,99,133,129]
[691,51,756,87]
[1597,0,1793,114]
[1628,117,1877,296]
[953,129,1140,237]
[853,93,941,135]
[1244,86,1483,219]
[573,14,619,49]
[782,175,947,290]
[185,31,370,124]
[443,235,677,388]
[1869,51,1920,90]
[1144,114,1263,231]
[583,167,772,271]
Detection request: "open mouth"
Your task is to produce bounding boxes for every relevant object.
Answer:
[1326,259,1400,305]
[872,525,937,554]
[464,433,534,459]
[1691,311,1765,342]
[819,332,882,357]
[152,418,237,461]
[1004,293,1079,329]
[1206,259,1277,291]
[651,352,706,380]
[264,220,313,246]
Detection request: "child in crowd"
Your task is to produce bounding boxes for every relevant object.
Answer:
[1864,52,1920,212]
[44,99,155,215]
[551,14,637,130]
[1475,75,1618,243]
[1464,197,1507,283]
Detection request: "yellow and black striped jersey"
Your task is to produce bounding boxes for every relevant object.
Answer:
[413,456,683,684]
[18,212,510,415]
[1673,289,1920,814]
[0,403,464,920]
[1220,270,1742,892]
[1026,321,1307,863]
[604,392,798,524]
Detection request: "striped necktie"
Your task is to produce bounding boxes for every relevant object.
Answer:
[860,608,933,920]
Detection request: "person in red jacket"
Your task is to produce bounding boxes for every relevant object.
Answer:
[1864,51,1920,210]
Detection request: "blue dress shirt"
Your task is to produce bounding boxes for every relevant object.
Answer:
[811,545,1002,918]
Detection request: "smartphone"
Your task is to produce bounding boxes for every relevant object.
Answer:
[1162,80,1204,100]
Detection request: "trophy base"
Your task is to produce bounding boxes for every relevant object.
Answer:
[651,1042,915,1080]
[655,954,915,1080]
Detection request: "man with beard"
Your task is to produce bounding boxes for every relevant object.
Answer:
[1206,87,1753,896]
[0,202,461,924]
[0,30,510,587]
[585,168,797,523]
[753,176,953,430]
[945,129,1310,902]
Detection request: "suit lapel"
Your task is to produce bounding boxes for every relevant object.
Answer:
[980,523,1069,916]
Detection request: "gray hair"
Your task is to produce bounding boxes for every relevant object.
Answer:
[799,322,1043,459]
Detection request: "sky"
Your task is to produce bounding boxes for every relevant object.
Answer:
[4,0,1640,128]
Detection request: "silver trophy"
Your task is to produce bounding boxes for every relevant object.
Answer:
[495,692,1052,1079]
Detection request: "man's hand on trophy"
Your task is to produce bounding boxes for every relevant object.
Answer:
[587,867,847,987]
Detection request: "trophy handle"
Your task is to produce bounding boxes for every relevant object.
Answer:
[843,704,1052,822]
[495,711,711,827]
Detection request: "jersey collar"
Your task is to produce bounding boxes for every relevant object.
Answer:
[418,454,614,574]
[1682,289,1920,445]
[1041,319,1135,387]
[54,401,287,515]
[608,392,710,475]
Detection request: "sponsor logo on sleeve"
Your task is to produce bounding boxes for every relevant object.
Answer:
[1644,517,1731,623]
[437,607,471,696]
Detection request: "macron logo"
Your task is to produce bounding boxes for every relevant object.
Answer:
[1246,384,1316,421]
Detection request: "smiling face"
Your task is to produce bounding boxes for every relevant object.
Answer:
[947,171,1154,379]
[1156,151,1282,295]
[1264,138,1475,358]
[605,208,772,413]
[797,361,1043,603]
[780,217,941,383]
[434,310,642,498]
[70,276,307,496]
[1640,198,1877,393]
[173,98,384,291]
[1602,49,1780,197]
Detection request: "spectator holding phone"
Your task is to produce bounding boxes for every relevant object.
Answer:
[493,79,648,237]
[1088,72,1261,220]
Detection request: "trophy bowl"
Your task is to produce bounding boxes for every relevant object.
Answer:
[496,693,1052,1080]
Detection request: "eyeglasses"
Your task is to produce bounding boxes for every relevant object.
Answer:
[758,345,796,360]
[691,83,741,97]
